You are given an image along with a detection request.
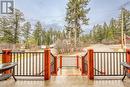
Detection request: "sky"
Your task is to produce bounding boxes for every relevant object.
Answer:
[15,0,130,33]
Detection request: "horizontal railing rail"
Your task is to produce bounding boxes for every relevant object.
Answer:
[61,55,79,58]
[94,52,126,76]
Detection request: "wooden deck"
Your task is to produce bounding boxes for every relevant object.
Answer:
[0,67,130,87]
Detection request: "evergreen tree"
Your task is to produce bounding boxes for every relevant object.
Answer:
[10,9,25,44]
[0,16,14,43]
[119,8,130,35]
[65,0,90,47]
[22,22,31,48]
[33,21,43,46]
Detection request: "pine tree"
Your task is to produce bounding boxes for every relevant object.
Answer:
[65,0,90,47]
[120,8,130,35]
[0,16,14,43]
[33,21,43,46]
[22,22,31,48]
[10,9,25,44]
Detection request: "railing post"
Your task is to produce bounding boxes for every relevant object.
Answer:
[87,49,94,80]
[2,49,12,74]
[76,55,79,68]
[60,55,62,69]
[79,57,82,71]
[81,56,85,75]
[53,56,58,75]
[126,49,130,77]
[44,48,51,80]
